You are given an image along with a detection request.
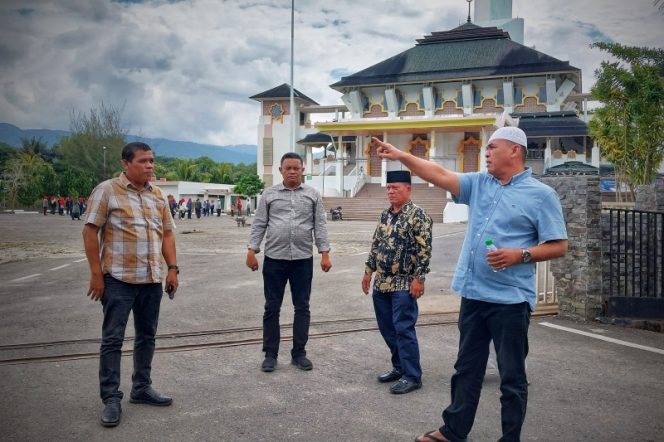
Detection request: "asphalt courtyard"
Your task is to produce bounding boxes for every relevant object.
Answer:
[0,212,662,441]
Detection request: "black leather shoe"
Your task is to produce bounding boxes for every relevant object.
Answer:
[129,387,173,406]
[291,356,313,371]
[390,378,422,394]
[261,356,277,372]
[377,369,401,383]
[100,400,121,427]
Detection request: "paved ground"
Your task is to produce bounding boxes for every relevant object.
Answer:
[0,213,663,441]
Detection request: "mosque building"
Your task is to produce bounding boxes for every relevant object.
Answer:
[249,0,595,222]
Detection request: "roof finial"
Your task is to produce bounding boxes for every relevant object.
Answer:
[466,0,473,23]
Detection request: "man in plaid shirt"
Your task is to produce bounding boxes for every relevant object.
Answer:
[83,142,179,428]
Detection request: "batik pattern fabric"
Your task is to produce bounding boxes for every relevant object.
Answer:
[365,201,432,292]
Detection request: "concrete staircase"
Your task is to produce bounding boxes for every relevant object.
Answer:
[323,183,448,223]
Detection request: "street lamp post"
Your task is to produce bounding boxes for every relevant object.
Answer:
[102,146,107,178]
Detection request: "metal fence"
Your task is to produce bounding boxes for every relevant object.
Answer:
[606,208,663,299]
[535,260,557,314]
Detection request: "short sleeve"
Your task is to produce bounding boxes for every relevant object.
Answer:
[452,172,479,205]
[536,191,568,243]
[84,183,110,227]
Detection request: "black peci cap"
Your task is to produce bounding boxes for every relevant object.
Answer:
[386,170,411,184]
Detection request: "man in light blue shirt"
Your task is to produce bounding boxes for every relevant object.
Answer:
[374,127,568,442]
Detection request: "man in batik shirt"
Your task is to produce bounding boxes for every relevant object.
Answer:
[362,170,432,394]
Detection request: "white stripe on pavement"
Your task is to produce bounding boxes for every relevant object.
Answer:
[433,231,465,240]
[539,322,664,355]
[49,264,71,271]
[11,273,42,282]
[73,258,87,263]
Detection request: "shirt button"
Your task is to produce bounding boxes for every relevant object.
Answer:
[476,233,480,236]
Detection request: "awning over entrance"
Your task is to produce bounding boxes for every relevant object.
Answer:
[316,116,497,136]
[517,112,588,137]
[297,133,357,144]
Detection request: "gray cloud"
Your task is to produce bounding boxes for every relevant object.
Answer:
[0,0,662,146]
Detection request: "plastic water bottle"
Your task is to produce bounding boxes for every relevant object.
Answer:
[485,239,503,272]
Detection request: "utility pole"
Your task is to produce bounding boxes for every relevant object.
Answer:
[102,146,107,178]
[289,0,295,152]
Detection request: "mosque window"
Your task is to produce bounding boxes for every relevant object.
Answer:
[435,89,443,108]
[514,86,523,104]
[496,88,504,105]
[473,89,482,107]
[538,86,547,103]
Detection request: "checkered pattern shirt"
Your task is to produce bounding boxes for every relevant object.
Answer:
[84,173,175,284]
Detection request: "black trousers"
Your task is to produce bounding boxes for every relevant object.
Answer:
[262,256,313,359]
[99,275,162,403]
[440,298,530,442]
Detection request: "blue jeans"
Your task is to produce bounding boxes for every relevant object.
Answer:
[440,298,530,442]
[99,275,163,403]
[262,257,313,359]
[372,290,422,383]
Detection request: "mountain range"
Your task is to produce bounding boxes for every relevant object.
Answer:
[0,122,257,164]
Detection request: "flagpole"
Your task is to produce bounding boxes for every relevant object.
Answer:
[289,0,295,152]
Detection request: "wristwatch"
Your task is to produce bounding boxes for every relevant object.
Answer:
[521,249,532,263]
[167,264,180,274]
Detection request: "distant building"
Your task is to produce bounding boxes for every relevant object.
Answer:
[151,180,250,212]
[250,1,601,222]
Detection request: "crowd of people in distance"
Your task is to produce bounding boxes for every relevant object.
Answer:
[166,195,251,220]
[42,195,87,220]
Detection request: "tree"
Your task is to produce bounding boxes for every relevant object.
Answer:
[173,159,200,181]
[20,137,55,163]
[3,156,27,213]
[589,42,664,198]
[55,102,126,182]
[210,163,234,184]
[14,152,54,207]
[0,142,15,170]
[233,173,264,198]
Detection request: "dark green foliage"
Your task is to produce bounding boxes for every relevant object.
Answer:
[589,42,664,195]
[233,173,264,197]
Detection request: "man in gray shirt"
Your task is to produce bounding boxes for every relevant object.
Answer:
[246,152,332,372]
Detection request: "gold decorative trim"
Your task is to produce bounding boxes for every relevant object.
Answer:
[268,103,285,123]
[456,136,481,173]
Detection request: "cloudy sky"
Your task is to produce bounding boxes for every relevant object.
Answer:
[0,0,662,146]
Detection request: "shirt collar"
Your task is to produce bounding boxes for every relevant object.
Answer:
[390,200,414,216]
[276,181,303,191]
[489,167,532,185]
[120,172,153,191]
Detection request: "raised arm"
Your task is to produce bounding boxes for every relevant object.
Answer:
[373,137,461,197]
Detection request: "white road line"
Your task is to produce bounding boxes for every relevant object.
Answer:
[433,231,466,239]
[539,322,664,355]
[350,251,369,256]
[73,258,87,263]
[48,264,71,271]
[11,273,42,283]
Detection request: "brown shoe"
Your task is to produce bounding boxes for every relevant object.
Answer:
[414,430,449,442]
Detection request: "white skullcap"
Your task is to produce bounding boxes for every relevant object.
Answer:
[488,126,528,148]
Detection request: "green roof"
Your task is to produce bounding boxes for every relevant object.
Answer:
[331,24,579,89]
